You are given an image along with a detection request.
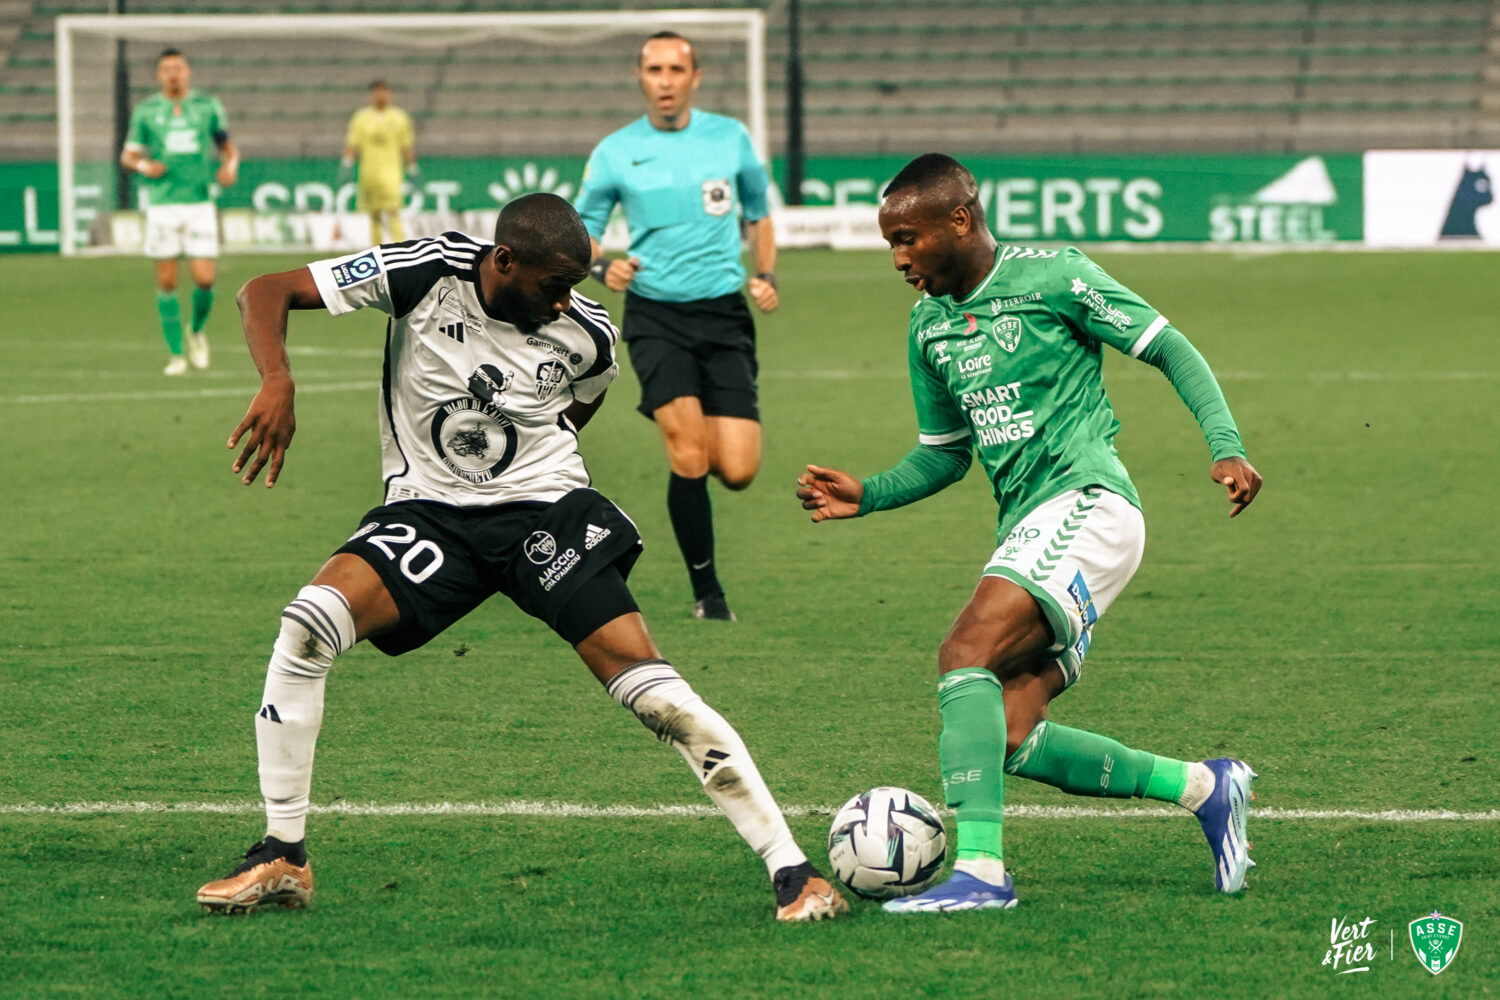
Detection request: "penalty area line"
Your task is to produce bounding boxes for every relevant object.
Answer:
[1,801,1496,822]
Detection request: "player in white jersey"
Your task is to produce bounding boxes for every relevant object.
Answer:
[195,194,846,923]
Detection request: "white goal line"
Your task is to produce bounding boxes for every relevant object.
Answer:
[2,801,1495,823]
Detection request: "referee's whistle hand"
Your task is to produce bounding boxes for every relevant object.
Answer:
[748,277,779,313]
[604,257,640,293]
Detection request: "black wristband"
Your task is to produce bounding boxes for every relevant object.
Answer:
[754,272,776,289]
[589,257,610,283]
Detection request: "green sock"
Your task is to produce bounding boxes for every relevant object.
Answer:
[190,285,214,333]
[937,668,1007,861]
[1004,720,1189,803]
[156,290,183,355]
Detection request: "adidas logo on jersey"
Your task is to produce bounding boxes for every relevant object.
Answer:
[584,523,611,550]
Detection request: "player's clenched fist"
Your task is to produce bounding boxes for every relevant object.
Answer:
[1210,456,1262,518]
[796,464,864,522]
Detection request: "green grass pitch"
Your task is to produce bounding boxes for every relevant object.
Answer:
[1,247,1496,999]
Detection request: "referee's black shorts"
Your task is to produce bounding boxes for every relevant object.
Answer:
[622,290,759,421]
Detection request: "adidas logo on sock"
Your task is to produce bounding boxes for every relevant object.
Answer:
[702,748,730,777]
[258,704,282,724]
[584,523,610,550]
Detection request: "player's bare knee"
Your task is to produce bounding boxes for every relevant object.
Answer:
[271,585,356,678]
[666,445,710,478]
[715,466,757,491]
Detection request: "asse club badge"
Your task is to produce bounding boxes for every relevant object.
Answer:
[1408,912,1462,975]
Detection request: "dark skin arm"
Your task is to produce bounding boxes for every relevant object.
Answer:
[563,391,608,432]
[227,267,325,488]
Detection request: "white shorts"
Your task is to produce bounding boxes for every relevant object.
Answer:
[982,487,1145,688]
[144,202,219,260]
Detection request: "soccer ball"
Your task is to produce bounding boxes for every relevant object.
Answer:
[827,786,947,899]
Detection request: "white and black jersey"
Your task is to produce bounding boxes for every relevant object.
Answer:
[307,232,619,506]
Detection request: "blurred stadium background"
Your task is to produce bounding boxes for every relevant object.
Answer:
[2,0,1498,252]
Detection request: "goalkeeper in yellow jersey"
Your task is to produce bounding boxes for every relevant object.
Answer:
[340,80,417,243]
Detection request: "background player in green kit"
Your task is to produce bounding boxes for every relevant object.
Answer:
[575,32,778,622]
[119,48,239,376]
[797,154,1264,912]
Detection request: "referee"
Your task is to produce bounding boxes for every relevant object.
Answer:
[575,31,778,622]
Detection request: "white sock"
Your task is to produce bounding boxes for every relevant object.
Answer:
[954,857,1008,885]
[607,661,806,878]
[1178,761,1216,812]
[257,585,355,844]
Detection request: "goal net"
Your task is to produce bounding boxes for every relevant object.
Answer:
[54,10,767,255]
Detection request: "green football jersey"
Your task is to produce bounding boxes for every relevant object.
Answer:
[906,245,1181,536]
[125,91,229,206]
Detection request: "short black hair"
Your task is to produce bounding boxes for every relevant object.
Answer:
[640,30,698,69]
[157,47,185,64]
[369,80,388,90]
[492,193,591,268]
[883,153,985,226]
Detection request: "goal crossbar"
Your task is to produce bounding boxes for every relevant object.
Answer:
[54,9,767,255]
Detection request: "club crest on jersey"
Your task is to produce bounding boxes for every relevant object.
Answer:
[535,359,566,401]
[332,251,381,288]
[429,396,518,485]
[468,364,515,408]
[993,316,1023,353]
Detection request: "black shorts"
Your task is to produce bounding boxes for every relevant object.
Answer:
[622,290,759,420]
[333,488,643,656]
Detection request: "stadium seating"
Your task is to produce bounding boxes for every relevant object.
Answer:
[4,0,1498,161]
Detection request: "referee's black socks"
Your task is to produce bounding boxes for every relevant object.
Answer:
[667,472,722,599]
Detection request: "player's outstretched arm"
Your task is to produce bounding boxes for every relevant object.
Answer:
[1212,456,1262,518]
[796,465,864,522]
[228,268,325,488]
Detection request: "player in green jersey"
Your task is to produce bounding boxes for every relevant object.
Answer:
[119,48,239,376]
[797,154,1264,912]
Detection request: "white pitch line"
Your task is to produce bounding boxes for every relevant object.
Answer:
[1,801,1495,822]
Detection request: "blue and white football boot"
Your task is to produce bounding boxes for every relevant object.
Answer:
[881,869,1018,914]
[1194,757,1257,892]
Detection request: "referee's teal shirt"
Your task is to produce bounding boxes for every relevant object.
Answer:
[575,110,770,303]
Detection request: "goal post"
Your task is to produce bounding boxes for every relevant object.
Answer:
[54,10,768,255]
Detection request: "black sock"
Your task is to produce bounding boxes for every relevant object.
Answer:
[667,472,721,599]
